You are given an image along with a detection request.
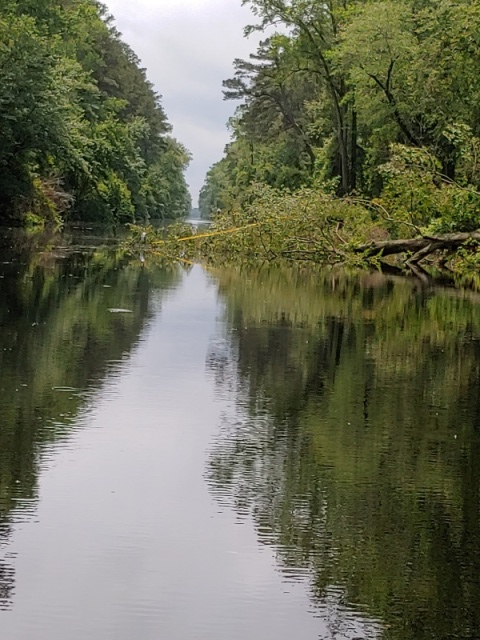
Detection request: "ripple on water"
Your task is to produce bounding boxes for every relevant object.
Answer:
[1,247,480,639]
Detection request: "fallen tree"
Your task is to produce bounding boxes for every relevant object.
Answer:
[127,182,480,290]
[354,230,480,264]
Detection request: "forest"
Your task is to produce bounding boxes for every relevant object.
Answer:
[0,0,191,227]
[197,0,480,275]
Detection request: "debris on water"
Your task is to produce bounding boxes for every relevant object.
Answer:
[108,308,133,313]
[52,386,79,392]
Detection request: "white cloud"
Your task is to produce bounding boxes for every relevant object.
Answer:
[103,0,261,205]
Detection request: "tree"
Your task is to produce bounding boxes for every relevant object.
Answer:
[243,0,359,193]
[0,0,190,225]
[339,0,480,184]
[200,0,480,268]
[224,35,319,179]
[0,13,87,218]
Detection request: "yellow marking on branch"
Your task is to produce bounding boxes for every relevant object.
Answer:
[151,222,261,246]
[150,249,195,265]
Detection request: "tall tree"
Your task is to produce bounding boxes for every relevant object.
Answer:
[243,0,359,193]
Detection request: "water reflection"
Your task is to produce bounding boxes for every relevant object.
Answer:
[2,238,480,638]
[0,230,179,610]
[0,559,14,610]
[207,266,480,640]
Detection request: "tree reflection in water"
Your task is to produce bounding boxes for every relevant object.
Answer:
[206,266,480,640]
[0,230,179,610]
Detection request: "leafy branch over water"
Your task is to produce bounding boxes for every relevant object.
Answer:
[129,174,480,288]
[193,0,480,285]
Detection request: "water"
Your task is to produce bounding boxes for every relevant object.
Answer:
[0,232,479,639]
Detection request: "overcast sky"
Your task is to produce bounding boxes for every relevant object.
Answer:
[103,0,260,206]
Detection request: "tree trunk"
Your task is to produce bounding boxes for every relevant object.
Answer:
[350,105,357,192]
[354,231,480,263]
[336,106,350,194]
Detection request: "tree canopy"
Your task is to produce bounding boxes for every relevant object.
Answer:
[199,0,480,265]
[0,0,191,226]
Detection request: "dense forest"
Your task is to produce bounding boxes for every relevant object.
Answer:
[0,0,191,227]
[197,0,480,273]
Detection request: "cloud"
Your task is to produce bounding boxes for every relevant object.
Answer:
[103,0,261,205]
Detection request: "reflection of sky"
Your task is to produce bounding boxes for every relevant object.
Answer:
[103,0,262,205]
[0,266,382,639]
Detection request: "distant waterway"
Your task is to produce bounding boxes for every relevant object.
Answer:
[0,228,479,639]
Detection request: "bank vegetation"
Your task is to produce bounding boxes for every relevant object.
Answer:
[0,1,191,228]
[142,0,480,284]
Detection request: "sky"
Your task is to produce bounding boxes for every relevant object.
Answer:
[103,0,261,206]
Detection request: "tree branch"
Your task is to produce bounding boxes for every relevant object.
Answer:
[354,230,480,262]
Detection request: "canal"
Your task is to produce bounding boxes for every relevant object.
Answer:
[0,230,479,639]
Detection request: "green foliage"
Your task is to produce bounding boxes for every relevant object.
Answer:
[95,172,135,223]
[0,12,86,216]
[199,160,231,218]
[451,241,480,289]
[150,184,380,267]
[0,0,190,226]
[201,0,480,253]
[378,144,480,235]
[144,138,192,219]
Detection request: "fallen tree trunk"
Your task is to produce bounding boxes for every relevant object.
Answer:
[354,230,480,264]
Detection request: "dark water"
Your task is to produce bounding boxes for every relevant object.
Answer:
[0,232,479,639]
